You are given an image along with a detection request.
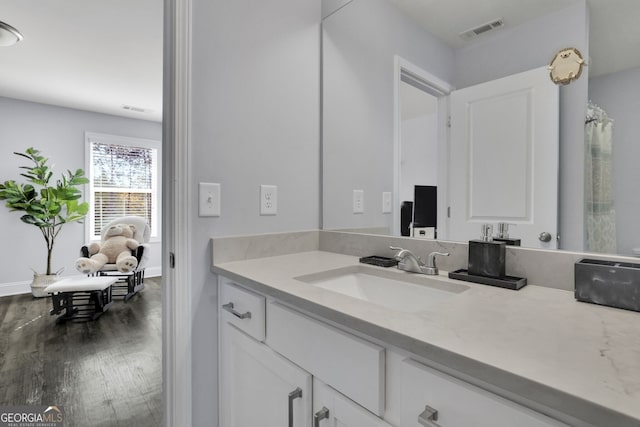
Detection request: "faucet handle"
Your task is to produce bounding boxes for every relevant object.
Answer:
[389,246,405,261]
[427,251,449,268]
[390,246,423,264]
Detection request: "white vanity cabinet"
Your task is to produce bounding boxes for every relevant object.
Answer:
[313,379,393,427]
[219,277,569,427]
[219,279,389,427]
[219,281,312,427]
[396,358,567,427]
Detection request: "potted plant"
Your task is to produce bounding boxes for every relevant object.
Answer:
[0,147,89,297]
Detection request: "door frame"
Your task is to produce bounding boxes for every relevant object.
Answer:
[393,56,453,237]
[163,0,193,425]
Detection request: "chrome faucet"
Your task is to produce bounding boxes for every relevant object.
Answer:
[390,246,423,272]
[390,246,449,275]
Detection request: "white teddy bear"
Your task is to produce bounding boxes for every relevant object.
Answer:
[75,223,139,274]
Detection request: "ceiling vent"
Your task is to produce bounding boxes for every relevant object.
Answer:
[459,18,504,40]
[122,105,148,113]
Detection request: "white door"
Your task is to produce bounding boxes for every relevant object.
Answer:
[449,67,559,249]
[220,323,312,427]
[313,379,393,427]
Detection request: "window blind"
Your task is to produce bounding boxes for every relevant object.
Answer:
[90,141,157,237]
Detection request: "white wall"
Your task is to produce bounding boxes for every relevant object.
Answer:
[190,0,321,424]
[400,113,438,202]
[454,1,590,251]
[589,66,640,256]
[322,0,352,18]
[0,97,162,296]
[399,83,438,203]
[322,0,455,231]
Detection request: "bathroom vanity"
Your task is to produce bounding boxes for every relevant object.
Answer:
[212,231,640,427]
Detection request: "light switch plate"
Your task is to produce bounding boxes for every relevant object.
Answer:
[382,192,392,214]
[260,184,277,215]
[199,182,221,217]
[353,189,364,214]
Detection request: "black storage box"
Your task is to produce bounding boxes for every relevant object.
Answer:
[575,258,640,312]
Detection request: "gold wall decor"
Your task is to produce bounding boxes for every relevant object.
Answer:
[548,47,586,85]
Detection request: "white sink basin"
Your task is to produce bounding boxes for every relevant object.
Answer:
[295,265,469,313]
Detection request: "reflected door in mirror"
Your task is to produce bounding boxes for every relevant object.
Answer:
[448,67,559,249]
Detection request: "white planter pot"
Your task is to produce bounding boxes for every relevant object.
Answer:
[31,272,61,297]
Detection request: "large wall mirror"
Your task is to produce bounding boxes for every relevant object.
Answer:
[322,0,640,257]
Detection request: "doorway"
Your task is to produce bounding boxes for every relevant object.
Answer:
[393,57,453,238]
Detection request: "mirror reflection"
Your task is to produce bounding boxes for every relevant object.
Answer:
[322,0,640,257]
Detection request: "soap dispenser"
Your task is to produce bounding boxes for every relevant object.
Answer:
[492,223,521,246]
[468,224,506,278]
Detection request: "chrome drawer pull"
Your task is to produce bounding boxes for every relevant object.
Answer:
[222,302,251,319]
[288,387,303,427]
[418,405,441,427]
[314,406,330,427]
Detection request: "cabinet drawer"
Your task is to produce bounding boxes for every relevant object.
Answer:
[219,279,266,341]
[400,358,567,427]
[314,379,392,427]
[267,302,385,416]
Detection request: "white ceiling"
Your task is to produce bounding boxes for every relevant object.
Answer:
[0,0,637,121]
[0,0,163,122]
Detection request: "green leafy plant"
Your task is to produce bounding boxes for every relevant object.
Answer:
[0,147,89,275]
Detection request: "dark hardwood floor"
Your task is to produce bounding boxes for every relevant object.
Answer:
[0,277,162,427]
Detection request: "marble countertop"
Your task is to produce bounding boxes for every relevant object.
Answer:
[212,250,640,426]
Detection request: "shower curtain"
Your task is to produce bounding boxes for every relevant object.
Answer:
[585,101,616,253]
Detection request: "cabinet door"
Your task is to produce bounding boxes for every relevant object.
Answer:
[220,323,312,427]
[400,358,566,427]
[313,379,393,427]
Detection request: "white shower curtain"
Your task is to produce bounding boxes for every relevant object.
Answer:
[585,102,616,253]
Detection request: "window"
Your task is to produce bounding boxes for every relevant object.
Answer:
[86,132,161,241]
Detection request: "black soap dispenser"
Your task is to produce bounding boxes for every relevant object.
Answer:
[468,224,506,278]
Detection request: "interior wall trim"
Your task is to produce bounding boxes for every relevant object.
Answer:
[163,0,193,425]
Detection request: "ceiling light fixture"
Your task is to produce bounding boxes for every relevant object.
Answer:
[0,21,24,47]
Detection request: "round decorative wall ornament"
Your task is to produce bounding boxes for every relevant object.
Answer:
[548,47,586,85]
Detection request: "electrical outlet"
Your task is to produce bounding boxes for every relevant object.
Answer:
[382,192,392,214]
[353,189,364,214]
[199,182,221,217]
[260,184,277,215]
